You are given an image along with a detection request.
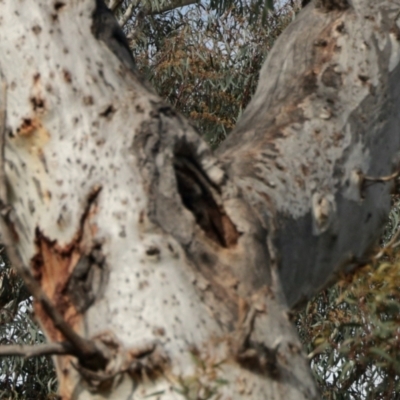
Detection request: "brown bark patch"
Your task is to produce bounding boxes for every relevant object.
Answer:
[31,232,81,341]
[16,117,45,137]
[31,186,103,341]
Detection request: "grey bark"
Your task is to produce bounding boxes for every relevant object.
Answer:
[218,0,400,307]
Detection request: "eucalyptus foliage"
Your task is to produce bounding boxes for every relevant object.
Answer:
[0,255,57,399]
[127,1,296,145]
[296,209,400,399]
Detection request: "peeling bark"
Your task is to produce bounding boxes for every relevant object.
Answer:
[0,0,399,399]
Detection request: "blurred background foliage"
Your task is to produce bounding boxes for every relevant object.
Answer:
[0,256,57,399]
[1,0,400,399]
[120,0,295,145]
[296,194,400,400]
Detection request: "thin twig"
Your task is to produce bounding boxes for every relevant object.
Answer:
[363,170,399,185]
[0,342,75,358]
[109,0,124,11]
[146,0,199,15]
[375,227,400,260]
[119,0,140,27]
[120,0,200,29]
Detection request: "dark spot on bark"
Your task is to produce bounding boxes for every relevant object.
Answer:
[333,131,344,144]
[321,65,342,88]
[83,96,94,106]
[17,118,36,136]
[153,327,165,336]
[54,2,66,11]
[358,74,369,84]
[32,25,42,35]
[146,246,160,256]
[33,73,40,84]
[365,213,372,223]
[138,281,149,289]
[99,105,115,119]
[158,105,175,117]
[302,71,318,94]
[336,22,346,33]
[314,39,328,47]
[30,96,45,112]
[199,251,214,267]
[28,200,35,214]
[63,69,72,83]
[301,164,309,176]
[23,118,32,128]
[236,343,280,378]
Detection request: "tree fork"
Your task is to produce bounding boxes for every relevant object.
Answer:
[0,0,399,399]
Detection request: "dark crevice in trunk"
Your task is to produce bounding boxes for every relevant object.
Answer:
[174,156,239,248]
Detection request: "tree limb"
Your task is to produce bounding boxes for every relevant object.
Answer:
[0,342,75,358]
[217,0,400,307]
[118,0,139,27]
[106,0,124,11]
[118,0,200,28]
[144,0,200,16]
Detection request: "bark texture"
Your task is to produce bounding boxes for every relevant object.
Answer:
[0,0,399,399]
[218,0,400,307]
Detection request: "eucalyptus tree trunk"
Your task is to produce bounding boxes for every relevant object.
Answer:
[0,0,399,399]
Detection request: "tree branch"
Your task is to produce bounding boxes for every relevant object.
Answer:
[107,0,123,11]
[118,0,200,28]
[144,0,200,16]
[217,1,400,307]
[118,0,140,27]
[0,342,75,358]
